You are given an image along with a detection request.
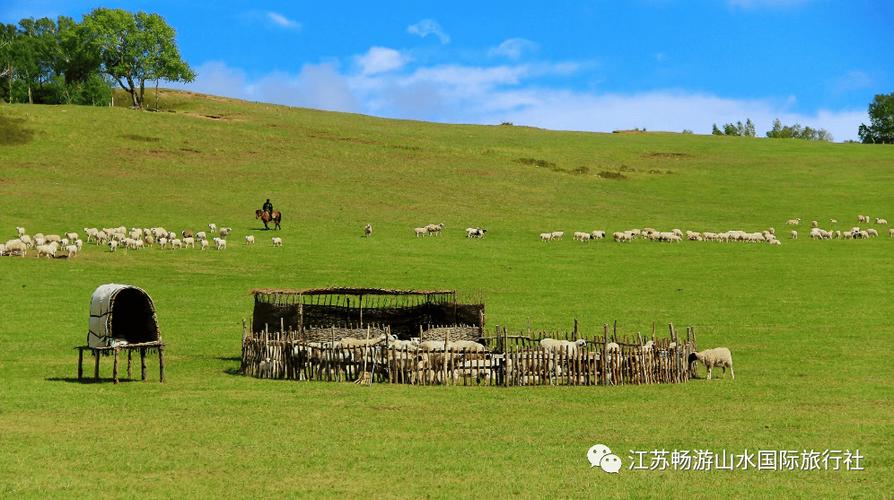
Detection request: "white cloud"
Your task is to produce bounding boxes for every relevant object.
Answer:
[182,61,358,113]
[266,11,301,30]
[489,38,539,60]
[354,47,409,76]
[183,59,864,141]
[407,19,450,44]
[832,70,874,93]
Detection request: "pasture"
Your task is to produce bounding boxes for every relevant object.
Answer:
[0,91,892,497]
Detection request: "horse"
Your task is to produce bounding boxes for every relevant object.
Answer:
[255,209,282,230]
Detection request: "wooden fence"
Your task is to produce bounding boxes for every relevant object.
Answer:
[240,322,697,387]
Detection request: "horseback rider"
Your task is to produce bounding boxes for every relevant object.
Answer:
[262,198,273,218]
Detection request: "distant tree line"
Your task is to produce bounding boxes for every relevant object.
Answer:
[0,8,193,109]
[711,118,832,141]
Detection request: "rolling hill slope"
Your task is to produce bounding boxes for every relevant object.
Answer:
[0,91,892,497]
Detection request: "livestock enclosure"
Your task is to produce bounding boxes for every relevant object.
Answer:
[240,323,696,386]
[250,287,485,339]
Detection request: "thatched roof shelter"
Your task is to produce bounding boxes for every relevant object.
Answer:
[88,284,159,348]
[251,287,483,339]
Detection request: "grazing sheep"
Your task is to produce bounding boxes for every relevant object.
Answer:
[539,232,553,242]
[573,231,591,241]
[4,239,27,257]
[213,237,227,250]
[65,231,78,241]
[866,228,878,238]
[829,219,838,224]
[208,223,217,233]
[889,228,894,238]
[688,347,734,380]
[20,234,33,247]
[857,215,867,223]
[341,334,390,348]
[272,237,283,247]
[877,218,888,225]
[466,227,486,238]
[200,239,209,250]
[785,218,801,225]
[244,235,255,245]
[65,245,78,258]
[540,338,587,355]
[109,240,118,252]
[196,231,207,241]
[591,230,605,240]
[0,243,5,255]
[448,340,488,352]
[364,224,372,238]
[16,226,25,237]
[219,227,232,237]
[45,234,61,243]
[414,227,429,237]
[170,238,183,249]
[181,229,194,238]
[424,223,444,236]
[811,220,818,228]
[36,242,59,259]
[769,239,781,245]
[550,231,565,240]
[183,237,195,248]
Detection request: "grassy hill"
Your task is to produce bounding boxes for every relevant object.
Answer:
[1,90,892,497]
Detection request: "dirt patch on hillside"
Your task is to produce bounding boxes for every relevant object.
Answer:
[121,134,161,143]
[598,171,627,180]
[643,151,692,159]
[0,115,35,145]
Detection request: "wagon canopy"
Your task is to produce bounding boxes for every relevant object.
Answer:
[87,284,159,347]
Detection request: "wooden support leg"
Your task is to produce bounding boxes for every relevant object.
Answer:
[77,349,83,381]
[93,351,100,382]
[140,348,147,382]
[158,345,166,383]
[112,348,119,384]
[127,350,132,379]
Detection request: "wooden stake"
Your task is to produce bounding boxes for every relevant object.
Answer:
[94,351,100,382]
[140,348,147,381]
[158,345,166,383]
[112,348,120,384]
[77,348,83,381]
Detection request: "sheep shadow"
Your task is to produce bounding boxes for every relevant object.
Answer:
[45,376,140,384]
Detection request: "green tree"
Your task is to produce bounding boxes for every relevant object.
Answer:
[0,23,16,102]
[83,8,194,109]
[858,92,894,144]
[765,118,832,142]
[711,123,722,135]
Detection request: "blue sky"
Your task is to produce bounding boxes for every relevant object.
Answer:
[3,0,892,140]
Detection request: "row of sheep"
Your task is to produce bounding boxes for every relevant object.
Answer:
[3,225,284,258]
[801,226,888,240]
[610,228,783,245]
[785,216,887,226]
[281,334,730,384]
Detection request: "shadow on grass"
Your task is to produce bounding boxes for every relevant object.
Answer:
[216,356,241,362]
[46,377,141,384]
[223,367,243,376]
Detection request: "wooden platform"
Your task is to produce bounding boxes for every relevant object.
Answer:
[75,341,165,384]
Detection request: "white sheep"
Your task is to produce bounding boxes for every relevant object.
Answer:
[550,231,565,240]
[414,227,429,237]
[196,231,207,241]
[688,347,734,380]
[244,235,255,245]
[170,238,183,249]
[876,218,888,225]
[36,242,59,259]
[829,219,838,224]
[219,227,232,237]
[65,231,78,241]
[15,226,25,237]
[4,239,27,257]
[540,338,587,355]
[573,231,591,241]
[424,223,444,236]
[866,228,878,238]
[364,224,372,238]
[183,237,195,248]
[208,223,217,233]
[20,234,33,247]
[465,227,486,238]
[213,237,227,250]
[65,244,78,258]
[785,218,801,225]
[200,239,209,250]
[0,243,5,255]
[109,240,118,252]
[889,228,894,238]
[272,237,283,247]
[539,232,553,242]
[591,230,606,240]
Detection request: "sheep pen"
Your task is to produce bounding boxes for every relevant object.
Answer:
[241,317,697,387]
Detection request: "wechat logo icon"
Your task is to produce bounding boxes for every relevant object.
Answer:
[587,444,622,473]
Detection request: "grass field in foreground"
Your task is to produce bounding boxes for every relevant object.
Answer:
[0,91,892,497]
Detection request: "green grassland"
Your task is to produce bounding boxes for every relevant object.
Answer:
[0,91,892,497]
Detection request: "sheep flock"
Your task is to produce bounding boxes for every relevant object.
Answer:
[2,224,283,258]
